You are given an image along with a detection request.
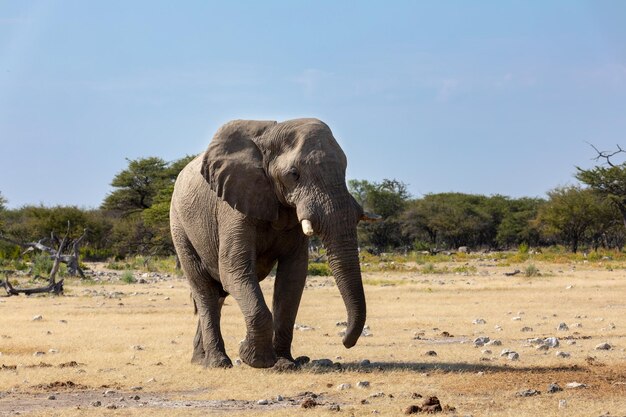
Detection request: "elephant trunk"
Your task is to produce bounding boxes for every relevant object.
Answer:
[318,216,366,348]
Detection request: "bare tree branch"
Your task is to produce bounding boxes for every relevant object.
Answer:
[1,222,87,296]
[587,142,626,167]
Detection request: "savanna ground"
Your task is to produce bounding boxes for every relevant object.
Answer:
[1,252,625,417]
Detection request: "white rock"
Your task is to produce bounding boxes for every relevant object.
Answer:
[48,349,58,354]
[257,399,268,405]
[473,336,490,347]
[337,383,351,390]
[565,382,587,389]
[472,318,487,325]
[544,337,560,348]
[559,399,568,409]
[32,315,43,321]
[511,316,522,321]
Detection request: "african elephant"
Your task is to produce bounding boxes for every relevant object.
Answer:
[170,118,368,369]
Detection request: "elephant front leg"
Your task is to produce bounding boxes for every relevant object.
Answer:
[272,238,309,370]
[219,229,276,368]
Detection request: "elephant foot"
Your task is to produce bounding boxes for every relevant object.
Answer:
[204,354,233,368]
[239,338,276,368]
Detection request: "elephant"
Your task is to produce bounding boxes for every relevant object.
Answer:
[170,118,369,369]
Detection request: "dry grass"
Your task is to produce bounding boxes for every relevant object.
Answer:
[1,259,625,416]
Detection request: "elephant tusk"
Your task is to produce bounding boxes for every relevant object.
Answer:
[301,219,314,236]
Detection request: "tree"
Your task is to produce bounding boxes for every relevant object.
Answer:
[495,197,544,248]
[101,157,170,214]
[0,192,6,232]
[348,179,410,251]
[101,155,195,256]
[536,186,601,253]
[576,145,626,229]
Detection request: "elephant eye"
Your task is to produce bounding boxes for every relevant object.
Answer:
[287,167,300,182]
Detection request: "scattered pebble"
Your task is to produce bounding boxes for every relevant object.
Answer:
[301,398,317,408]
[595,342,612,351]
[565,382,587,389]
[472,318,487,325]
[32,315,43,321]
[257,399,268,405]
[544,337,560,348]
[337,383,351,390]
[311,358,334,368]
[547,383,563,393]
[508,352,520,361]
[557,322,569,331]
[559,399,567,409]
[91,401,102,407]
[474,336,490,347]
[33,351,45,356]
[486,339,502,346]
[520,326,534,332]
[555,351,571,358]
[328,404,340,411]
[47,395,56,400]
[511,316,522,321]
[424,350,437,357]
[132,345,144,351]
[516,389,540,397]
[356,381,370,388]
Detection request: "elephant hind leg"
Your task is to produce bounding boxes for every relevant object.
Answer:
[172,219,231,368]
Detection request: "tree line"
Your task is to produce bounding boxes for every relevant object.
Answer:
[1,148,625,260]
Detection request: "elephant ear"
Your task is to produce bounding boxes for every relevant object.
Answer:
[202,120,280,222]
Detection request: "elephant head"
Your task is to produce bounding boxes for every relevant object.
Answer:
[201,118,366,348]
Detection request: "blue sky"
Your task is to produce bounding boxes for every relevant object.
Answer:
[1,1,625,208]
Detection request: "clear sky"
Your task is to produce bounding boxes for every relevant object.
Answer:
[1,1,625,208]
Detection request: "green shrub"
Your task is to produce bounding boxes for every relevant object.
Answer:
[121,270,136,283]
[31,252,53,277]
[518,242,529,254]
[524,263,540,277]
[308,262,331,276]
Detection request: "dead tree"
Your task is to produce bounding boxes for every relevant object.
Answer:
[1,223,87,296]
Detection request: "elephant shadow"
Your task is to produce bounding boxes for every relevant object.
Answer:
[304,361,583,374]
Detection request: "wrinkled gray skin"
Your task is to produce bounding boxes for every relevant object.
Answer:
[170,118,366,369]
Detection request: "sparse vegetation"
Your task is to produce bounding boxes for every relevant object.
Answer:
[121,270,136,283]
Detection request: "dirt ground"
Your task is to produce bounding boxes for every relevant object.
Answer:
[1,258,625,416]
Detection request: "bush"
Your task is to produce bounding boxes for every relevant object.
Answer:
[121,270,136,283]
[524,264,540,277]
[308,262,331,276]
[31,252,53,277]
